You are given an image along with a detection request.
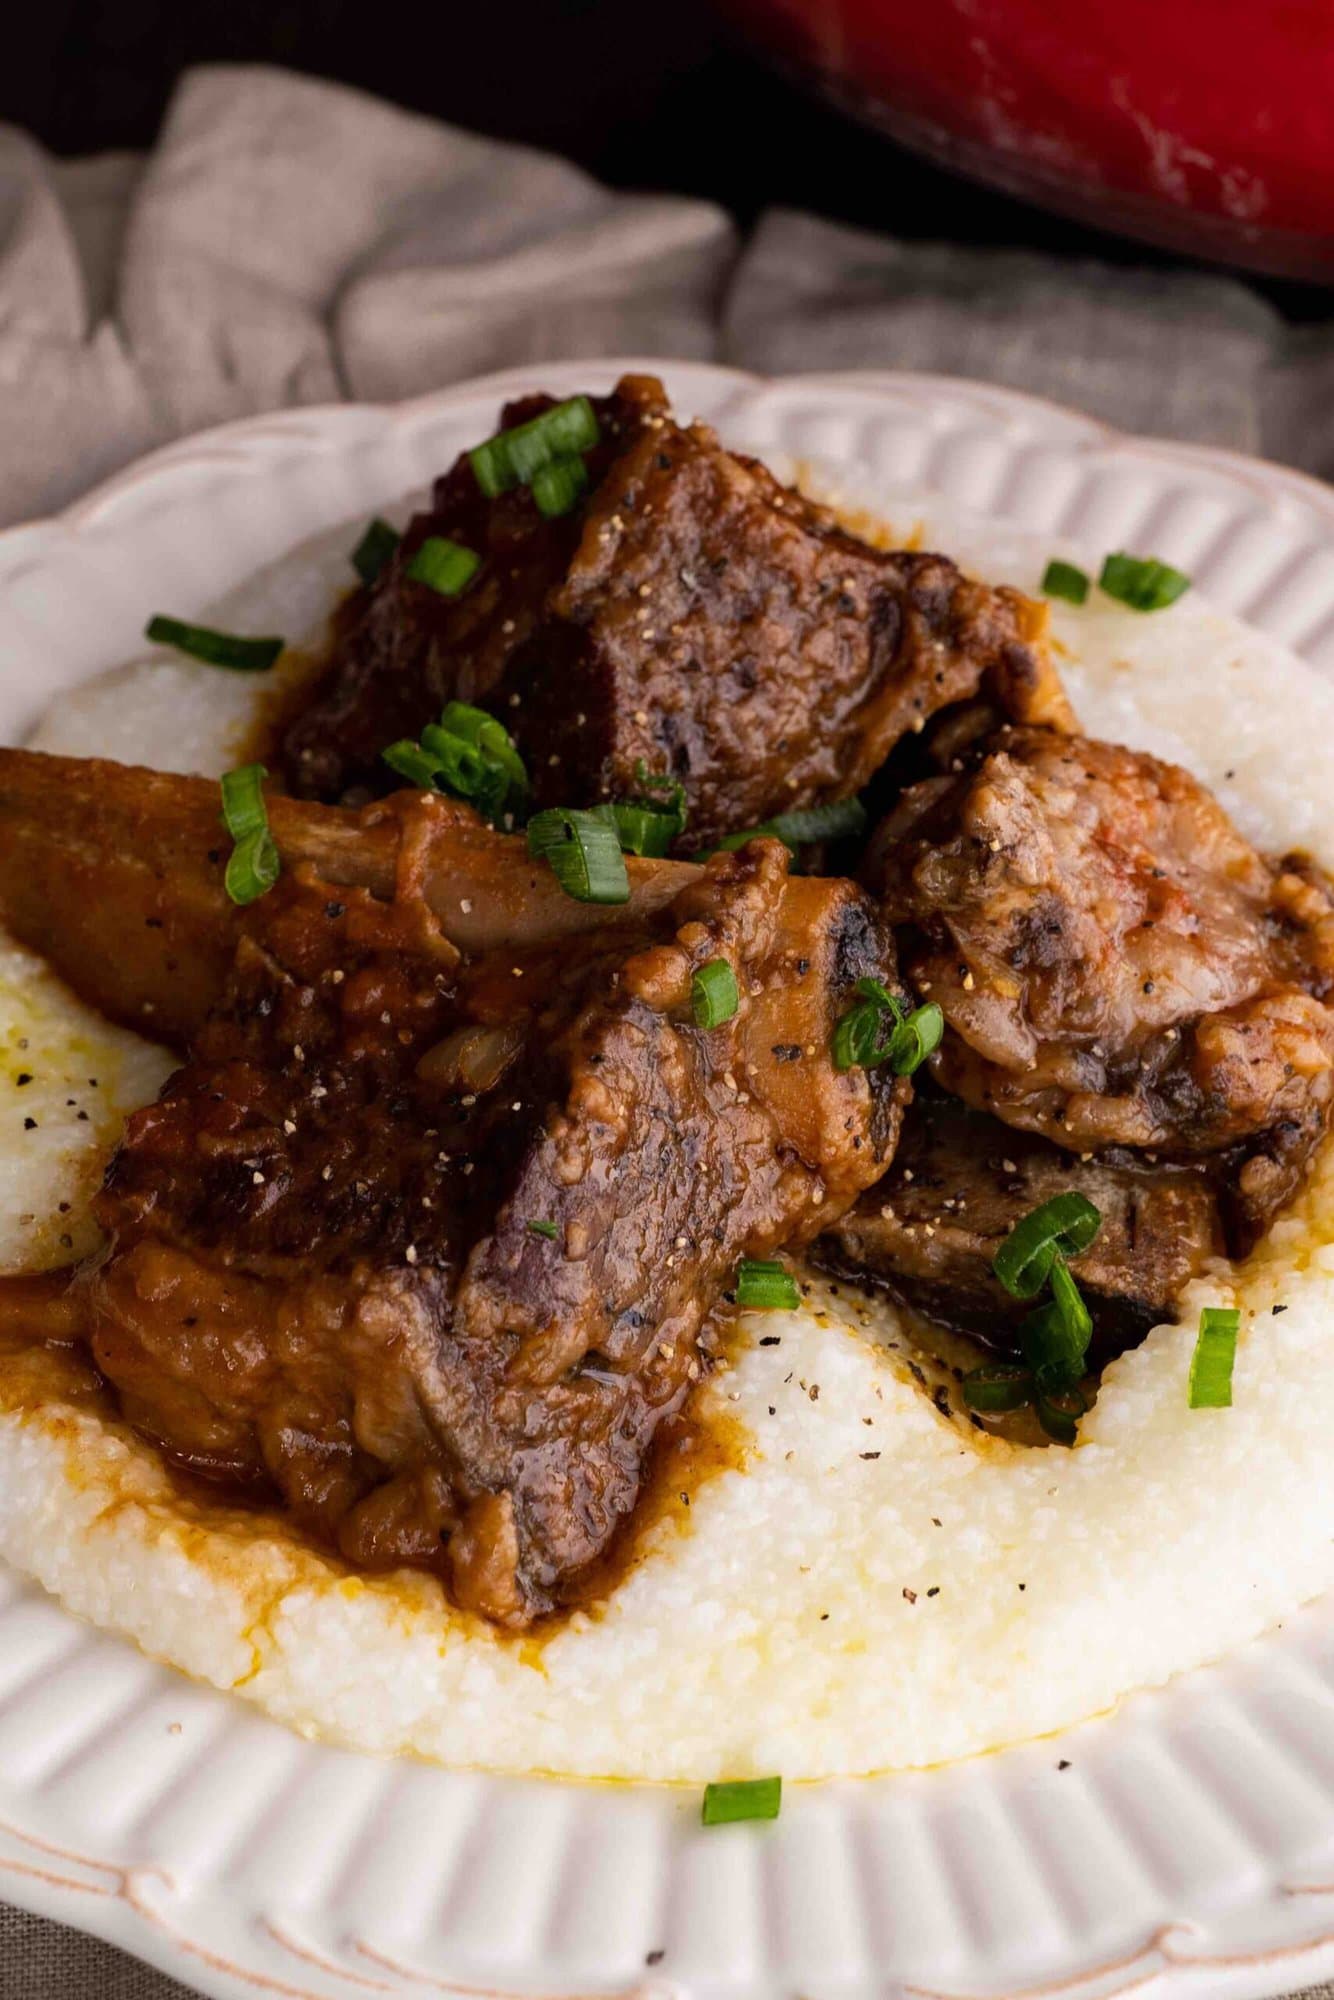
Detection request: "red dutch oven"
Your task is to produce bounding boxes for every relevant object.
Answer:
[718,0,1334,279]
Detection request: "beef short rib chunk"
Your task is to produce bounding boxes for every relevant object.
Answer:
[870,725,1334,1245]
[498,420,1069,847]
[282,377,671,803]
[85,838,905,1625]
[281,375,1070,847]
[818,1090,1223,1363]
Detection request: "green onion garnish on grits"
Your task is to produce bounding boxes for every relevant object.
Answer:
[526,807,630,905]
[219,764,280,906]
[735,1259,800,1311]
[145,616,284,672]
[405,537,481,598]
[691,958,739,1029]
[702,1776,782,1826]
[1189,1306,1240,1408]
[350,516,400,585]
[1041,559,1089,605]
[962,1363,1034,1414]
[1098,552,1191,612]
[1034,1383,1089,1448]
[470,396,601,499]
[531,455,590,519]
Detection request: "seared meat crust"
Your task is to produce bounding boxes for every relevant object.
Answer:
[86,840,905,1625]
[870,727,1334,1243]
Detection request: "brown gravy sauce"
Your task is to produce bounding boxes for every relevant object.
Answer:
[0,1272,752,1645]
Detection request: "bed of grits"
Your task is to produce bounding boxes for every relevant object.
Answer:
[3,483,1334,1782]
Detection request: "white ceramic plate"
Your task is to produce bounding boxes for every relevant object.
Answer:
[5,361,1334,2000]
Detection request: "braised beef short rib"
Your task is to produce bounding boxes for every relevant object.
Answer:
[282,376,1070,847]
[83,831,904,1624]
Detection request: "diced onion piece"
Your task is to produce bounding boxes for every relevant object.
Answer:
[416,1022,526,1093]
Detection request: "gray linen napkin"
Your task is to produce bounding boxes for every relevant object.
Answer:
[2,58,1332,2000]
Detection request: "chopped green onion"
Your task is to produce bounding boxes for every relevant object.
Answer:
[1049,1254,1092,1348]
[735,1259,800,1311]
[1035,1382,1089,1447]
[405,537,481,598]
[1041,559,1089,605]
[708,797,868,856]
[382,740,446,791]
[531,455,590,519]
[633,761,687,816]
[383,701,527,824]
[470,396,600,498]
[592,762,690,856]
[692,958,739,1029]
[527,1219,560,1241]
[438,702,529,808]
[350,517,400,585]
[1189,1305,1240,1408]
[855,977,899,1012]
[1098,552,1191,613]
[591,801,676,857]
[702,1777,782,1826]
[527,807,630,905]
[769,798,868,846]
[1020,1256,1092,1391]
[219,764,280,906]
[888,1002,944,1076]
[962,1363,1034,1414]
[832,978,942,1078]
[833,978,902,1072]
[993,1193,1102,1301]
[146,616,283,672]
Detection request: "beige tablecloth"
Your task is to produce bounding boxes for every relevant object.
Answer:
[2,59,1332,2000]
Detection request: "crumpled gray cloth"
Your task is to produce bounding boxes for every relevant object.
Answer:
[3,58,1334,2000]
[5,60,1334,535]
